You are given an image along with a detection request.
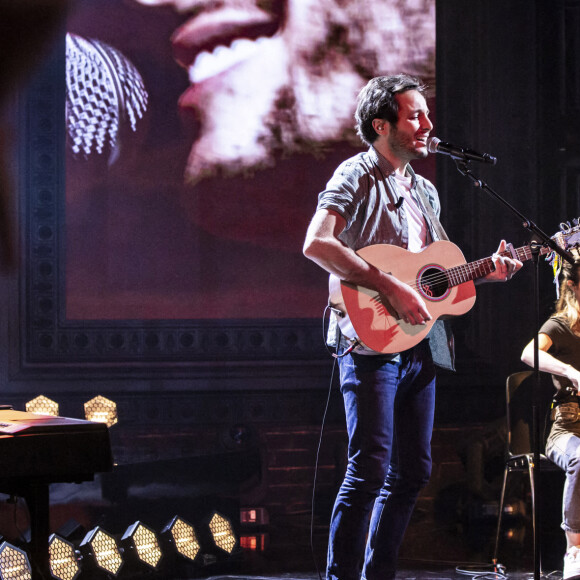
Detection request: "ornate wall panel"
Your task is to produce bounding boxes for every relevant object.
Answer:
[17,44,328,380]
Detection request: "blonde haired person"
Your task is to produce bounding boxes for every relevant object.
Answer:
[522,250,580,580]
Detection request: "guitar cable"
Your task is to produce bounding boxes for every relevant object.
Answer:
[332,340,358,359]
[309,304,339,580]
[327,301,361,358]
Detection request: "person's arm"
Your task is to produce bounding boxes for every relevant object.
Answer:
[476,239,523,284]
[303,208,431,326]
[521,332,580,390]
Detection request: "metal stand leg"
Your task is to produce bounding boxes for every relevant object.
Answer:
[493,465,509,569]
[528,457,542,576]
[23,484,50,580]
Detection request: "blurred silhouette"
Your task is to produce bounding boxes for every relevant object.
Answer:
[0,0,71,270]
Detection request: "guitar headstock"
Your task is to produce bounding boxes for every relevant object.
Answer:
[551,219,580,255]
[547,219,580,296]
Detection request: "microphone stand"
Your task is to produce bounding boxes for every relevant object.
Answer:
[452,157,575,580]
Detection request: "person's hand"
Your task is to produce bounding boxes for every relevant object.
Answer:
[484,239,523,283]
[382,275,432,326]
[564,366,580,391]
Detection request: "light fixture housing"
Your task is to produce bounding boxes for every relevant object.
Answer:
[48,534,80,580]
[83,396,118,427]
[120,521,162,570]
[79,527,123,577]
[25,395,59,416]
[0,541,32,580]
[161,516,201,562]
[208,512,238,555]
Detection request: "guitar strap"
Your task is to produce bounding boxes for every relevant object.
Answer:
[408,168,456,371]
[418,191,449,242]
[407,167,449,243]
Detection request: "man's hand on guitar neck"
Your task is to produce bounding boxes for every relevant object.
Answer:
[478,239,523,284]
[380,273,432,326]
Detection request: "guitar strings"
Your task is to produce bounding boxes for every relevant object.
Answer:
[393,249,522,290]
[371,164,547,289]
[394,245,543,289]
[398,259,495,289]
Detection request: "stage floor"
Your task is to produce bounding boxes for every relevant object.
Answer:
[200,569,563,580]
[197,561,564,580]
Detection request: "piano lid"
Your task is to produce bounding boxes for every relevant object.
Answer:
[0,409,107,435]
[0,409,113,484]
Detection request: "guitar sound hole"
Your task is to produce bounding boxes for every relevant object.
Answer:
[418,267,449,299]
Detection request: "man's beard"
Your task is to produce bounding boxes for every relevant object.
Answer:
[387,125,427,161]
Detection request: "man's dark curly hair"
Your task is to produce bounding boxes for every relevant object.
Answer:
[355,74,427,146]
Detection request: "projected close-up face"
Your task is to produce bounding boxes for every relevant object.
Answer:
[64,0,435,321]
[131,0,436,183]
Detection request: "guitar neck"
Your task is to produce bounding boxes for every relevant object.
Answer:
[446,244,550,287]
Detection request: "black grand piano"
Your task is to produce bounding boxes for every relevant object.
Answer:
[0,408,113,579]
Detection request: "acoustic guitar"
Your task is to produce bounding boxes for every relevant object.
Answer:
[328,240,549,354]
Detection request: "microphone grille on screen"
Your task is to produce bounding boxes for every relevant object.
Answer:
[65,33,148,162]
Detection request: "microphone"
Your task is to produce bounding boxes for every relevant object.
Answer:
[427,136,497,165]
[66,33,148,163]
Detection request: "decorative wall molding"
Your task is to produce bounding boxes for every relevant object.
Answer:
[17,42,327,378]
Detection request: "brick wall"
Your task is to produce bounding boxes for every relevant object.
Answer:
[1,385,543,574]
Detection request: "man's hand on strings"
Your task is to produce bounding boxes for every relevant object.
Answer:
[382,275,432,326]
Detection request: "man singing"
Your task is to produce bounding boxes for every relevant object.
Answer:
[303,74,522,580]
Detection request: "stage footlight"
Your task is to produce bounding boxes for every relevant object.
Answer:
[239,533,268,552]
[84,396,118,427]
[240,507,269,525]
[79,527,123,577]
[208,512,237,555]
[0,541,32,580]
[120,521,162,571]
[25,395,59,416]
[48,535,80,580]
[161,516,201,562]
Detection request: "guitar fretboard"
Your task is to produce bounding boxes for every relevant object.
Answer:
[445,244,550,287]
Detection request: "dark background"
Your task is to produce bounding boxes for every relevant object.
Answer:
[0,0,579,574]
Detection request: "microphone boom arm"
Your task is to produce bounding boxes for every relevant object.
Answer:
[452,157,575,265]
[450,154,574,580]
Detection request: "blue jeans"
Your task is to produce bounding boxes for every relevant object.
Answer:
[546,405,580,533]
[327,340,436,580]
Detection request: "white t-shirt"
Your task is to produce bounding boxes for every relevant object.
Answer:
[393,172,428,252]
